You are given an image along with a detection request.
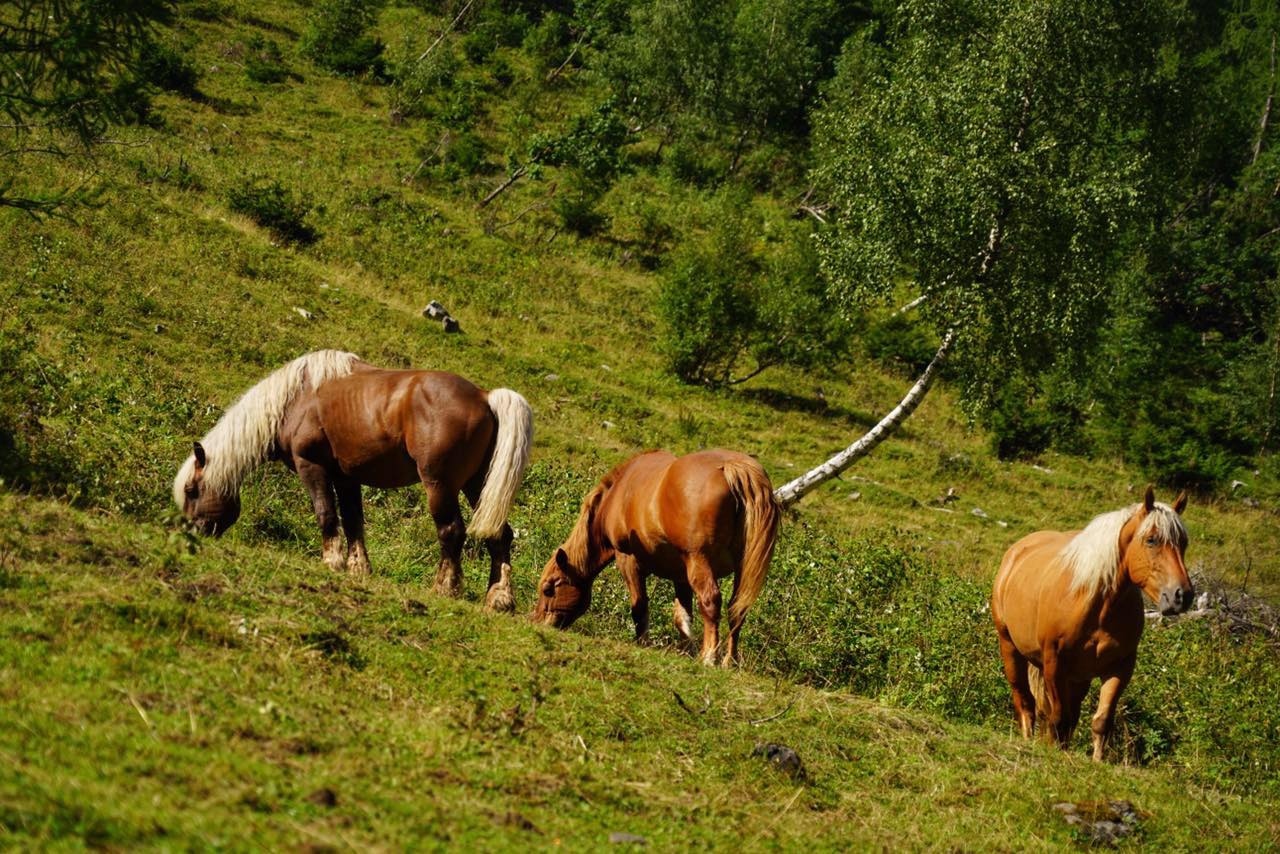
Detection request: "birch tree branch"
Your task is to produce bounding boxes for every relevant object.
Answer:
[773,328,957,507]
[1253,31,1276,166]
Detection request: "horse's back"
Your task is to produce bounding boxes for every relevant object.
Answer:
[658,450,761,556]
[314,368,494,487]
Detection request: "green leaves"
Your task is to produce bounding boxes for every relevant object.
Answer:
[814,0,1177,411]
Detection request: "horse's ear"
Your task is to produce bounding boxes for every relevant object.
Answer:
[1142,484,1156,513]
[193,441,207,469]
[555,548,570,572]
[1173,489,1188,515]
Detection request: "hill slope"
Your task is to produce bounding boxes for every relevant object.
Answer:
[3,0,1280,845]
[2,492,1276,849]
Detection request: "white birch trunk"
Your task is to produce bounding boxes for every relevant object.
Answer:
[773,329,957,508]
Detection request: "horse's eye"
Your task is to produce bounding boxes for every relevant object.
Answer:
[185,484,199,499]
[1145,537,1158,547]
[543,583,556,597]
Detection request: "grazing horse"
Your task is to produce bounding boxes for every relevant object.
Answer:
[531,449,780,667]
[173,350,533,612]
[991,486,1192,760]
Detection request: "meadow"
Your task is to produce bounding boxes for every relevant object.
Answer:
[2,0,1279,847]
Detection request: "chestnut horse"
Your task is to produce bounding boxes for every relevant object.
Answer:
[173,350,533,612]
[991,486,1192,760]
[531,449,780,666]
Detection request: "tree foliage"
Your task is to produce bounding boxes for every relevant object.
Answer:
[813,0,1185,413]
[0,0,173,215]
[658,191,851,387]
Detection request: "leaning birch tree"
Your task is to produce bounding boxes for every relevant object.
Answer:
[775,0,1179,506]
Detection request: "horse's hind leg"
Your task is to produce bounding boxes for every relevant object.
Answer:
[721,568,745,668]
[296,459,344,572]
[995,623,1035,738]
[334,477,371,578]
[687,555,723,667]
[424,480,465,598]
[1090,654,1135,762]
[463,478,515,614]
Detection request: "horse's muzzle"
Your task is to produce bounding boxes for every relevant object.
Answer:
[1159,584,1195,616]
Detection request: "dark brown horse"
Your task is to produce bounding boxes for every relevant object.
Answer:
[531,449,780,666]
[173,350,533,612]
[991,486,1192,760]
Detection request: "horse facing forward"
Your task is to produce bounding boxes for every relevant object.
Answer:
[173,350,533,612]
[531,449,780,666]
[991,486,1192,760]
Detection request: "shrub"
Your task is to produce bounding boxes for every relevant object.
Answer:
[862,313,937,376]
[658,192,850,387]
[226,178,319,244]
[522,11,572,72]
[244,34,288,84]
[139,39,200,95]
[299,0,386,76]
[552,179,608,237]
[389,39,459,120]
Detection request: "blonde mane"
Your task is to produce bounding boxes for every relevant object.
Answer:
[1059,502,1188,598]
[172,350,361,505]
[558,482,607,579]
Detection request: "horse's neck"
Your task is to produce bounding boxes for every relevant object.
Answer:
[584,486,618,579]
[1092,565,1144,627]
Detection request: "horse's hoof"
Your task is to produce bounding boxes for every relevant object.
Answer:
[432,581,462,599]
[347,558,372,578]
[483,584,516,615]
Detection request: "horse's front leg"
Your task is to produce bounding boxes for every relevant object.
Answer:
[687,555,722,667]
[424,480,465,598]
[334,477,371,578]
[1091,654,1136,761]
[617,554,649,642]
[296,459,344,572]
[464,479,516,614]
[671,580,696,656]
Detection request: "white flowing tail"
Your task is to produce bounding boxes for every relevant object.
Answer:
[468,388,534,539]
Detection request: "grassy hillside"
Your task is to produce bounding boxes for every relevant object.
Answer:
[3,0,1280,845]
[3,491,1278,850]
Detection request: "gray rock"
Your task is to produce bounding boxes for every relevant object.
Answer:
[609,832,646,845]
[971,507,988,519]
[752,742,806,781]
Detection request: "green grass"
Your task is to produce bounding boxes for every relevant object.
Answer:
[2,0,1279,845]
[2,492,1277,849]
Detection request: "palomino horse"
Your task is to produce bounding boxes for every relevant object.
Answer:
[531,449,780,666]
[991,486,1192,760]
[173,350,533,612]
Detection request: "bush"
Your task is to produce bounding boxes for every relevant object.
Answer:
[139,39,200,95]
[299,0,386,76]
[461,7,529,62]
[389,39,460,121]
[552,179,608,237]
[522,11,572,72]
[244,34,288,84]
[862,313,937,376]
[658,191,850,387]
[226,178,319,244]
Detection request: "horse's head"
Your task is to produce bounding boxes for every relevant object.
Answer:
[174,441,241,537]
[531,547,593,629]
[1124,485,1192,616]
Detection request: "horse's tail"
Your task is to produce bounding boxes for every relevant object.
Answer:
[469,389,534,539]
[1027,661,1048,722]
[723,458,782,630]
